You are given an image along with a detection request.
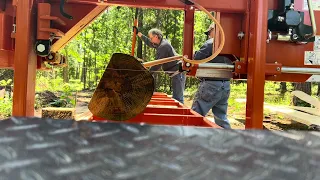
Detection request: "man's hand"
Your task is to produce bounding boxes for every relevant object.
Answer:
[133,26,142,37]
[133,26,139,34]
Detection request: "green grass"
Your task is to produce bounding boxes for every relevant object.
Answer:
[0,96,12,118]
[36,76,83,93]
[185,81,319,118]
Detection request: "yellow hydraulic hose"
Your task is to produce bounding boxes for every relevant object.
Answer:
[182,0,226,64]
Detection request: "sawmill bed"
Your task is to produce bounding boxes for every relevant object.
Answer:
[91,92,220,128]
[0,117,319,179]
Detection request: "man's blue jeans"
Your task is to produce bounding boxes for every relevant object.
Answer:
[171,73,186,104]
[191,80,231,129]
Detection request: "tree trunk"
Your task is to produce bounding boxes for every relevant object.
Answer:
[63,46,69,83]
[143,44,146,59]
[94,52,98,86]
[76,62,80,79]
[82,58,87,90]
[88,54,91,88]
[155,9,161,28]
[318,82,320,96]
[81,31,88,89]
[280,82,287,94]
[293,82,312,107]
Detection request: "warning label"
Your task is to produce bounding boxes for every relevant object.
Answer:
[303,0,320,11]
[313,36,320,51]
[304,51,320,65]
[304,36,320,65]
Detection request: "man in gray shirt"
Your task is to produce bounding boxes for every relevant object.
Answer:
[133,26,186,104]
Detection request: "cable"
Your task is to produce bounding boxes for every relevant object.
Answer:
[182,0,226,65]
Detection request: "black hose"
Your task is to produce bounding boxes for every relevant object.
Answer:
[1,0,6,11]
[60,0,73,20]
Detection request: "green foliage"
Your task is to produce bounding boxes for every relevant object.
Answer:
[0,96,12,118]
[36,73,83,92]
[48,84,76,108]
[0,79,12,86]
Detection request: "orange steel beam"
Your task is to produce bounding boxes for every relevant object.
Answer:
[214,12,220,52]
[0,50,14,68]
[0,13,14,51]
[64,0,248,12]
[12,0,37,116]
[51,5,107,52]
[131,8,138,56]
[245,0,268,129]
[183,5,194,59]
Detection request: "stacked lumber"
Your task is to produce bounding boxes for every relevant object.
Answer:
[265,91,320,127]
[42,107,75,120]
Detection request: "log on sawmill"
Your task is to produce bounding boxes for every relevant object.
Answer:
[89,53,155,121]
[42,107,75,119]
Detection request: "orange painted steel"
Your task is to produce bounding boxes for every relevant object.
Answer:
[0,50,14,68]
[66,0,248,12]
[0,13,14,51]
[131,9,138,56]
[91,93,221,128]
[183,5,194,59]
[245,0,268,129]
[37,3,66,40]
[12,0,37,117]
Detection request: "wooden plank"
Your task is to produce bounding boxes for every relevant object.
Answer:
[42,107,75,119]
[292,91,320,109]
[74,111,92,121]
[264,105,320,126]
[288,106,320,117]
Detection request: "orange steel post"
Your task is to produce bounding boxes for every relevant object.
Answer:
[214,12,220,52]
[131,8,138,56]
[183,5,194,59]
[12,0,37,116]
[245,0,268,129]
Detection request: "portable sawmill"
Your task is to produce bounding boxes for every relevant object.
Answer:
[0,0,319,179]
[1,0,320,129]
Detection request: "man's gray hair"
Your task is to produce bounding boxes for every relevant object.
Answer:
[148,28,163,40]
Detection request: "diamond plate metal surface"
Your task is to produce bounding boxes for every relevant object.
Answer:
[0,117,319,180]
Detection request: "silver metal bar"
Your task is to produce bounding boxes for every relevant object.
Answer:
[305,0,317,39]
[195,63,320,75]
[198,63,234,70]
[282,66,320,74]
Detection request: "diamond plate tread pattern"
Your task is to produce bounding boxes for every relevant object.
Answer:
[0,117,319,180]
